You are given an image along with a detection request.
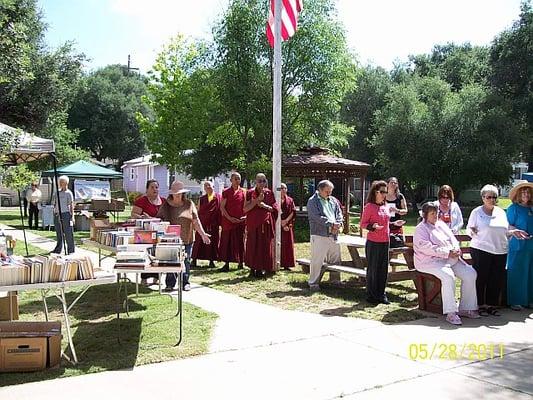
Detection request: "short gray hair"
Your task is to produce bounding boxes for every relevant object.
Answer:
[58,175,69,184]
[480,184,498,197]
[317,180,334,190]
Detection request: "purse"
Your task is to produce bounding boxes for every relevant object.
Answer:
[389,233,405,248]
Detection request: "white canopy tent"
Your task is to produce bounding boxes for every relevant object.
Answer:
[1,122,65,256]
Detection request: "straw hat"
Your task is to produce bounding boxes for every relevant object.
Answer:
[509,181,533,203]
[168,180,190,195]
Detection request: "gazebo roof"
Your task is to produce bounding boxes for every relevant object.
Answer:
[283,146,370,177]
[1,122,55,165]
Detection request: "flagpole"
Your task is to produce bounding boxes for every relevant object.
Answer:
[273,0,282,271]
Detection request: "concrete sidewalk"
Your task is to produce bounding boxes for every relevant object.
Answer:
[1,225,532,399]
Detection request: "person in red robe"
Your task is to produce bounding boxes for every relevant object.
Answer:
[280,183,296,270]
[192,181,221,269]
[218,172,246,271]
[243,173,279,278]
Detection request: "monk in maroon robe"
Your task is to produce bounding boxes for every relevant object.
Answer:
[218,172,246,271]
[244,173,279,277]
[192,181,221,268]
[280,183,296,269]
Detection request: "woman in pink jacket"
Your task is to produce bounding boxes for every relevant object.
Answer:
[413,203,479,325]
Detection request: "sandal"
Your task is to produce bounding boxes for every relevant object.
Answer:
[487,307,501,316]
[478,307,489,317]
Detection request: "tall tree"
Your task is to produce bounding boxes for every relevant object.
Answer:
[372,76,526,196]
[68,65,150,165]
[490,0,533,169]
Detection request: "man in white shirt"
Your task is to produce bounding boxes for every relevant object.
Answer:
[26,182,42,229]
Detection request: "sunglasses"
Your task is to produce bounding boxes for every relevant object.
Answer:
[484,196,498,200]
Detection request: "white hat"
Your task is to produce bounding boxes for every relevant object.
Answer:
[168,180,190,195]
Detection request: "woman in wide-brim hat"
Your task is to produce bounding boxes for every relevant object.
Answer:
[156,181,211,292]
[506,181,533,310]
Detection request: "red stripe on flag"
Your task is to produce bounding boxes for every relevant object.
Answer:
[266,0,303,48]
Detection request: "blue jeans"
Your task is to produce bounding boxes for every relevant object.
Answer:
[166,243,193,288]
[53,212,75,254]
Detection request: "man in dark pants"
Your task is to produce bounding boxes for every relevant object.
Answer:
[26,182,42,229]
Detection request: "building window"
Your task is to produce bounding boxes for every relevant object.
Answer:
[130,168,135,181]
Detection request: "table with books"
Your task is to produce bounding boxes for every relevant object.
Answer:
[0,254,115,364]
[112,218,186,346]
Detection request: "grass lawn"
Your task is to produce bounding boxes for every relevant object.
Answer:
[0,283,217,387]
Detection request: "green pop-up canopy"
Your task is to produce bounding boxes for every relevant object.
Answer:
[42,160,122,179]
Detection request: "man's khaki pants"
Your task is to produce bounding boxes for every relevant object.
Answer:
[309,235,341,286]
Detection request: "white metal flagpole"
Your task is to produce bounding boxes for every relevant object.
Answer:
[273,0,282,271]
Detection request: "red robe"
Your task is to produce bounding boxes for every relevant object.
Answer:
[244,188,279,271]
[218,186,246,263]
[281,195,296,268]
[192,193,221,261]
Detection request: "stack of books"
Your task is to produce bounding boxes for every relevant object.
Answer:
[114,250,151,269]
[96,230,134,247]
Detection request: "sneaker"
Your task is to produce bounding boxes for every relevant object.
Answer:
[446,313,462,325]
[510,305,524,311]
[309,284,320,292]
[183,284,191,291]
[458,310,481,319]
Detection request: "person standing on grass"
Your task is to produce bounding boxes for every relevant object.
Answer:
[243,173,278,278]
[280,183,296,270]
[51,175,75,255]
[26,181,42,230]
[218,172,246,272]
[433,185,464,234]
[191,181,221,269]
[131,179,165,286]
[360,180,391,305]
[385,177,407,236]
[306,180,343,291]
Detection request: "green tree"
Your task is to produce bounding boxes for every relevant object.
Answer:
[68,65,150,165]
[372,76,525,196]
[489,0,533,168]
[340,66,391,166]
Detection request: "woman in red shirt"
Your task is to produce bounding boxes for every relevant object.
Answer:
[131,179,165,285]
[131,179,165,219]
[360,180,391,305]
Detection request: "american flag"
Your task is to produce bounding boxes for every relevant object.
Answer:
[266,0,303,48]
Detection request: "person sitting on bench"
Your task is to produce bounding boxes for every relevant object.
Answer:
[413,202,480,325]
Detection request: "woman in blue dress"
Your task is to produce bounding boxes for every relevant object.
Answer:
[506,182,533,310]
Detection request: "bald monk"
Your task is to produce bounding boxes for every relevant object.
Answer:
[218,172,246,271]
[192,180,221,269]
[243,173,279,278]
[280,183,296,270]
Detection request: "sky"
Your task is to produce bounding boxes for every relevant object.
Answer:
[38,0,524,74]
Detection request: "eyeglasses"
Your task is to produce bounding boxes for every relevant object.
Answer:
[378,190,387,194]
[440,196,449,199]
[484,196,498,200]
[390,182,398,185]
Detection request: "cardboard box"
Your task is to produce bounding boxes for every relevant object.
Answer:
[0,321,61,372]
[0,295,19,321]
[91,199,110,211]
[110,198,125,212]
[90,217,111,240]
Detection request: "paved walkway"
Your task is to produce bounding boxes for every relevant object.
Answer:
[1,226,532,399]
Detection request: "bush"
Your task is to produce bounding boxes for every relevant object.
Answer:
[127,191,142,204]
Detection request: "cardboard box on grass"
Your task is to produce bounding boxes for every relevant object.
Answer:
[0,321,61,372]
[0,294,19,321]
[90,217,111,240]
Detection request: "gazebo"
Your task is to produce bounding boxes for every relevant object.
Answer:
[282,146,370,233]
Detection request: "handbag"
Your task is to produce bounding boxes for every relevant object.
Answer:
[389,233,405,248]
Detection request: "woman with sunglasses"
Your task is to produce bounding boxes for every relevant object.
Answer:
[360,180,391,304]
[466,185,510,316]
[434,185,463,234]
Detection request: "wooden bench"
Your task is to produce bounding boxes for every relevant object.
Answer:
[296,258,366,281]
[403,234,472,314]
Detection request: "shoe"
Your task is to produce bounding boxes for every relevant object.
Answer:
[510,305,524,311]
[309,284,320,292]
[458,310,481,319]
[237,263,244,270]
[183,284,191,291]
[380,298,390,305]
[219,264,230,272]
[283,267,291,271]
[366,297,380,305]
[190,260,197,269]
[163,286,174,292]
[446,313,462,325]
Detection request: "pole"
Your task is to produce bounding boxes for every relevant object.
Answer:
[17,190,29,256]
[273,0,282,271]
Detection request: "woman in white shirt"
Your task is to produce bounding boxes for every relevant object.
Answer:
[467,185,512,316]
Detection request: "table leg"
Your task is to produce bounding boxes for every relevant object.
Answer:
[159,273,162,295]
[116,273,121,344]
[98,247,102,268]
[348,246,366,268]
[59,288,78,364]
[135,273,139,297]
[176,271,183,346]
[41,290,50,321]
